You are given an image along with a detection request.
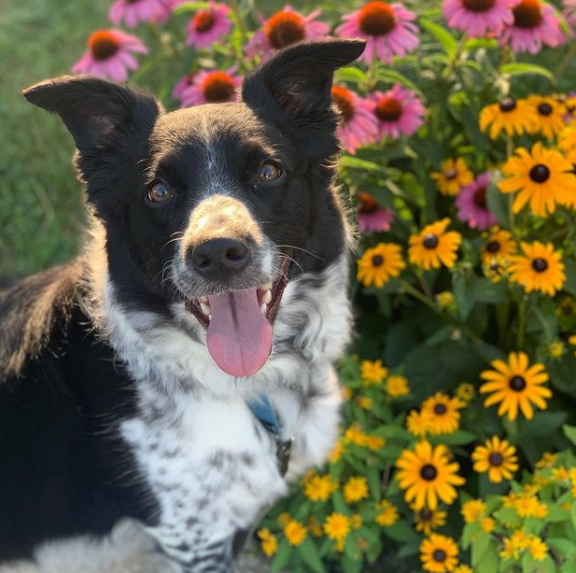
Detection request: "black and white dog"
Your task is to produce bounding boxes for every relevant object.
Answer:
[0,38,364,572]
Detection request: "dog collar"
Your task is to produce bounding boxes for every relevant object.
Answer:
[247,394,293,477]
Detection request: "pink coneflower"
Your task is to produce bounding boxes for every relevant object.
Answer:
[442,0,519,37]
[186,3,232,50]
[172,72,196,104]
[456,172,497,230]
[369,85,425,140]
[179,68,242,107]
[357,192,395,233]
[563,0,576,27]
[109,0,166,28]
[499,0,565,54]
[245,6,330,62]
[336,1,419,64]
[331,86,378,155]
[72,30,147,82]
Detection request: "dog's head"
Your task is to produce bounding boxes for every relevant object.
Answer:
[24,39,364,378]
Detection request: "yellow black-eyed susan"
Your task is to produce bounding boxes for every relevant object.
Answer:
[499,143,576,216]
[480,351,551,421]
[558,125,576,153]
[509,241,565,296]
[472,436,519,483]
[431,158,474,196]
[481,227,516,265]
[396,440,465,510]
[409,219,462,270]
[527,95,566,139]
[413,505,447,535]
[420,533,459,573]
[357,243,406,288]
[479,97,536,140]
[421,392,464,436]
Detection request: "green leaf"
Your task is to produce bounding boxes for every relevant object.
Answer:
[173,1,211,14]
[429,430,477,446]
[376,69,425,99]
[565,425,576,448]
[452,273,475,320]
[475,543,499,573]
[340,156,382,172]
[473,279,509,304]
[341,554,363,573]
[384,519,420,543]
[297,538,325,573]
[500,63,555,82]
[548,538,576,558]
[563,258,576,296]
[420,19,458,57]
[472,531,491,566]
[270,539,292,572]
[486,181,509,227]
[335,66,367,85]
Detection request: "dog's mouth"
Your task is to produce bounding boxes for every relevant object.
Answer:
[183,256,291,378]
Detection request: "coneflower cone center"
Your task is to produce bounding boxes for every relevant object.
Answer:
[193,10,215,32]
[89,31,121,60]
[332,87,355,122]
[264,12,306,49]
[473,186,488,209]
[375,97,403,121]
[202,73,235,102]
[462,0,496,12]
[358,192,378,214]
[513,0,544,28]
[358,2,396,36]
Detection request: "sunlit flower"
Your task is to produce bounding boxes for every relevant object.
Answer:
[375,500,400,526]
[330,439,345,463]
[409,219,462,270]
[529,537,549,561]
[343,476,369,503]
[308,515,324,537]
[453,566,473,573]
[336,1,419,64]
[559,124,576,153]
[406,409,432,437]
[443,0,519,37]
[461,499,487,523]
[501,530,530,559]
[357,243,406,288]
[431,158,474,196]
[386,375,410,397]
[480,97,537,139]
[548,341,565,358]
[257,528,278,557]
[179,68,242,107]
[357,192,395,234]
[361,360,388,384]
[436,291,455,310]
[481,228,516,265]
[324,512,351,543]
[414,506,447,535]
[527,95,566,139]
[455,171,497,230]
[536,451,558,469]
[480,352,551,421]
[570,335,576,357]
[455,382,475,403]
[396,441,465,510]
[472,436,519,483]
[246,5,329,62]
[369,85,425,139]
[332,86,379,154]
[284,519,307,546]
[276,512,291,527]
[513,494,548,518]
[481,517,496,532]
[304,474,336,502]
[499,143,576,216]
[421,393,464,436]
[109,0,166,28]
[356,396,372,410]
[500,0,565,54]
[420,534,459,573]
[185,3,232,50]
[72,29,147,82]
[509,241,566,296]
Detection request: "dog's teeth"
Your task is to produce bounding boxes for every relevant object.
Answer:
[262,290,272,304]
[198,296,209,304]
[200,302,211,316]
[263,282,273,291]
[260,303,267,314]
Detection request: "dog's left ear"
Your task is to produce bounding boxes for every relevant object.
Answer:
[242,38,365,121]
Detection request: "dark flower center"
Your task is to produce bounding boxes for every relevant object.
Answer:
[489,452,504,467]
[434,404,448,415]
[529,164,550,183]
[532,257,549,272]
[423,234,439,250]
[462,0,496,12]
[375,97,403,122]
[513,0,544,29]
[473,186,488,209]
[372,255,384,267]
[420,464,438,481]
[499,98,517,112]
[332,86,355,123]
[358,1,396,36]
[509,375,527,392]
[193,10,215,32]
[538,103,553,116]
[88,30,121,61]
[202,72,236,103]
[264,12,306,49]
[420,509,433,521]
[433,549,447,563]
[486,240,501,253]
[358,192,378,214]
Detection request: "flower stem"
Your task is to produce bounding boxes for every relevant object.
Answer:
[516,296,526,350]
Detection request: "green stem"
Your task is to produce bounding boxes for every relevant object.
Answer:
[228,0,249,41]
[517,296,526,350]
[555,40,576,79]
[505,136,516,234]
[399,279,440,316]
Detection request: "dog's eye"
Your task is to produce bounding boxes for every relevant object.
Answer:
[147,182,173,204]
[257,161,283,183]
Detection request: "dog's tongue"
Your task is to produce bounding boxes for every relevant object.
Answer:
[206,289,273,377]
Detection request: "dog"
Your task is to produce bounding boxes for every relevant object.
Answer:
[0,38,364,572]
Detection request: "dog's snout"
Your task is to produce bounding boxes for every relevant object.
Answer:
[190,238,251,281]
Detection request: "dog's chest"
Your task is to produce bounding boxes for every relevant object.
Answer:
[120,384,288,559]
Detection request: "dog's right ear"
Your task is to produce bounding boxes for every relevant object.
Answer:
[23,75,162,157]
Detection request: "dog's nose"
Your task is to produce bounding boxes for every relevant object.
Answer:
[190,238,251,280]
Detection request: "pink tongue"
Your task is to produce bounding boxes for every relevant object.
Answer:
[206,289,273,377]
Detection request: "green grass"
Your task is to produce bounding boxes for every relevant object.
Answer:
[0,0,108,278]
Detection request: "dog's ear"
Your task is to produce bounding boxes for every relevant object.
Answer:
[23,75,162,157]
[242,38,365,119]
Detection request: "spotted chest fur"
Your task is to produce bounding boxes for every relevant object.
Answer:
[101,258,351,572]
